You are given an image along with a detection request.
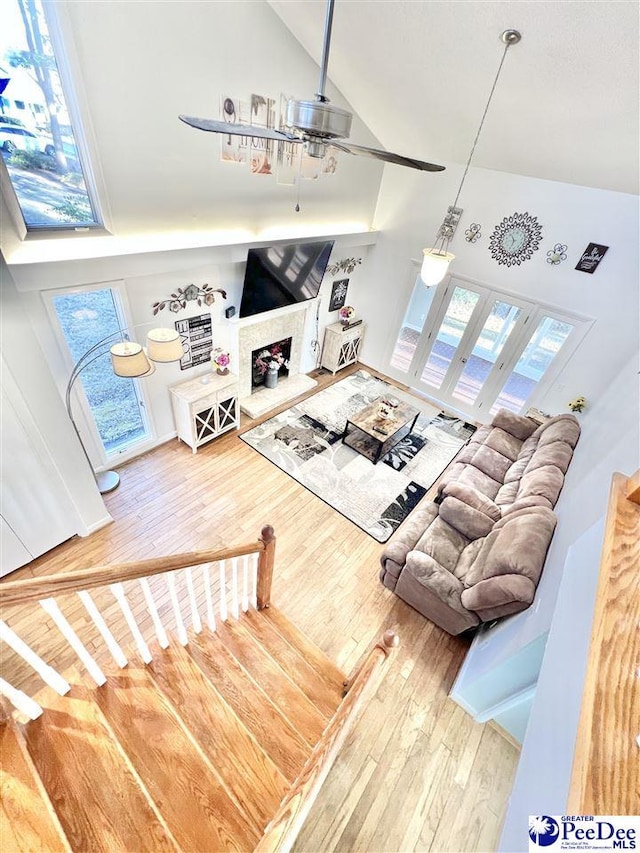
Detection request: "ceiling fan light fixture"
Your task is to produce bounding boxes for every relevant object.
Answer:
[420,28,521,288]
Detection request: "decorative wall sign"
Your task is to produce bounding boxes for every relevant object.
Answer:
[575,243,609,274]
[488,212,543,266]
[152,284,226,315]
[175,314,213,370]
[326,257,362,276]
[546,243,568,265]
[465,223,482,243]
[329,278,349,312]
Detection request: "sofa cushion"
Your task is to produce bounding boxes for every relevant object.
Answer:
[439,496,497,540]
[415,516,467,573]
[503,434,539,483]
[517,465,565,508]
[467,442,515,481]
[475,505,557,584]
[452,538,484,582]
[452,466,502,499]
[536,415,581,449]
[483,428,524,464]
[525,440,574,476]
[491,409,538,441]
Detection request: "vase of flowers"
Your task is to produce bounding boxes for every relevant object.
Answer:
[339,305,355,327]
[212,348,230,375]
[568,395,586,413]
[254,345,289,388]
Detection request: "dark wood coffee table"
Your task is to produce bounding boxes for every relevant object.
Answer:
[341,397,420,464]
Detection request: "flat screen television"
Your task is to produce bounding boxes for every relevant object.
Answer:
[239,240,334,318]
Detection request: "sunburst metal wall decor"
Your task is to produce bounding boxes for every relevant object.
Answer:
[488,212,543,267]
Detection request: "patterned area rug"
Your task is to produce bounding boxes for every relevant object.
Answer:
[240,370,476,543]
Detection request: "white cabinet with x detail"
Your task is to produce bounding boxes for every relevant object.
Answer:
[170,372,239,453]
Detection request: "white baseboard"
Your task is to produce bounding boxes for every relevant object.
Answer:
[76,512,113,538]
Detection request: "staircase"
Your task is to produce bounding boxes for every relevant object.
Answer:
[0,526,398,852]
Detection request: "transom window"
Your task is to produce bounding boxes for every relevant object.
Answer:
[0,0,101,230]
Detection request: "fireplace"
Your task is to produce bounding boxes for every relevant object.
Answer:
[251,337,292,390]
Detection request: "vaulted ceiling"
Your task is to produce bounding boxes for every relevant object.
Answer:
[269,0,639,195]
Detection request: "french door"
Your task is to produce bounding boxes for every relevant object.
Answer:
[389,272,585,418]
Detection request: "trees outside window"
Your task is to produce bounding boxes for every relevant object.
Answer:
[0,0,101,229]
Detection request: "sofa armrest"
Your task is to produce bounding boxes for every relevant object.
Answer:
[440,482,501,520]
[491,408,538,441]
[379,500,439,574]
[461,574,536,614]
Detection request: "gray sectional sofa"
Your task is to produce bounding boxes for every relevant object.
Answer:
[379,409,581,635]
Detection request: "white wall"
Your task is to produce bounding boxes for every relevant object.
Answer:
[0,255,110,540]
[360,163,639,415]
[1,0,384,261]
[10,233,377,466]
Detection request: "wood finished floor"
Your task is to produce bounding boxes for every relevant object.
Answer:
[1,363,519,853]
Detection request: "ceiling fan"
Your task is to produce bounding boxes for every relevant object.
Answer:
[179,0,445,174]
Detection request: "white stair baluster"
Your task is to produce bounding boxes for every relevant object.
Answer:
[0,677,43,720]
[0,620,70,695]
[78,590,128,668]
[219,559,228,622]
[139,578,169,649]
[230,557,239,619]
[185,567,202,634]
[39,599,106,686]
[250,552,258,610]
[241,555,249,612]
[110,583,152,664]
[202,564,216,631]
[0,620,71,696]
[167,572,188,645]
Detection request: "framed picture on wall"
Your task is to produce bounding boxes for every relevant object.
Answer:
[329,278,349,312]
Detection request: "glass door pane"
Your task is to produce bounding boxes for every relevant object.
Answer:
[420,285,481,389]
[491,316,575,414]
[53,288,151,455]
[451,301,522,406]
[389,271,437,373]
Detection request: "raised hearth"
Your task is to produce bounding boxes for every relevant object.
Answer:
[240,375,318,419]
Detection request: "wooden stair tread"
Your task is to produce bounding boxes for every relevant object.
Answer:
[20,685,178,852]
[147,639,289,833]
[93,663,259,852]
[214,617,328,745]
[262,605,346,688]
[187,629,311,781]
[1,719,70,853]
[245,609,344,717]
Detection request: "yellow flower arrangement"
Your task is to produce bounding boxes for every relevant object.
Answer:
[568,396,586,413]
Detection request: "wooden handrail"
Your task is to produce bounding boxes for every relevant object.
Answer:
[255,630,399,853]
[0,539,265,608]
[257,525,276,610]
[567,470,640,815]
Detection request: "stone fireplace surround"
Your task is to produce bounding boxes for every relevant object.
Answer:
[231,305,318,418]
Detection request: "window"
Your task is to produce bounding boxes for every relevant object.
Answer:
[52,288,152,457]
[0,0,101,230]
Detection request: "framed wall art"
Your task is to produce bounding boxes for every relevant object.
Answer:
[329,278,349,311]
[175,314,212,370]
[575,243,609,274]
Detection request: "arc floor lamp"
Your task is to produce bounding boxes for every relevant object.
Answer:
[65,327,183,494]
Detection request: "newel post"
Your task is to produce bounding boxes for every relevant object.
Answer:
[256,525,276,610]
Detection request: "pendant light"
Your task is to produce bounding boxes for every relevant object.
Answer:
[421,29,521,287]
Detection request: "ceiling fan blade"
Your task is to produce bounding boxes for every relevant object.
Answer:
[333,141,445,172]
[179,115,302,143]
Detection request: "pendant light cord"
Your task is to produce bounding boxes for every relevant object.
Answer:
[429,36,516,252]
[451,40,511,210]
